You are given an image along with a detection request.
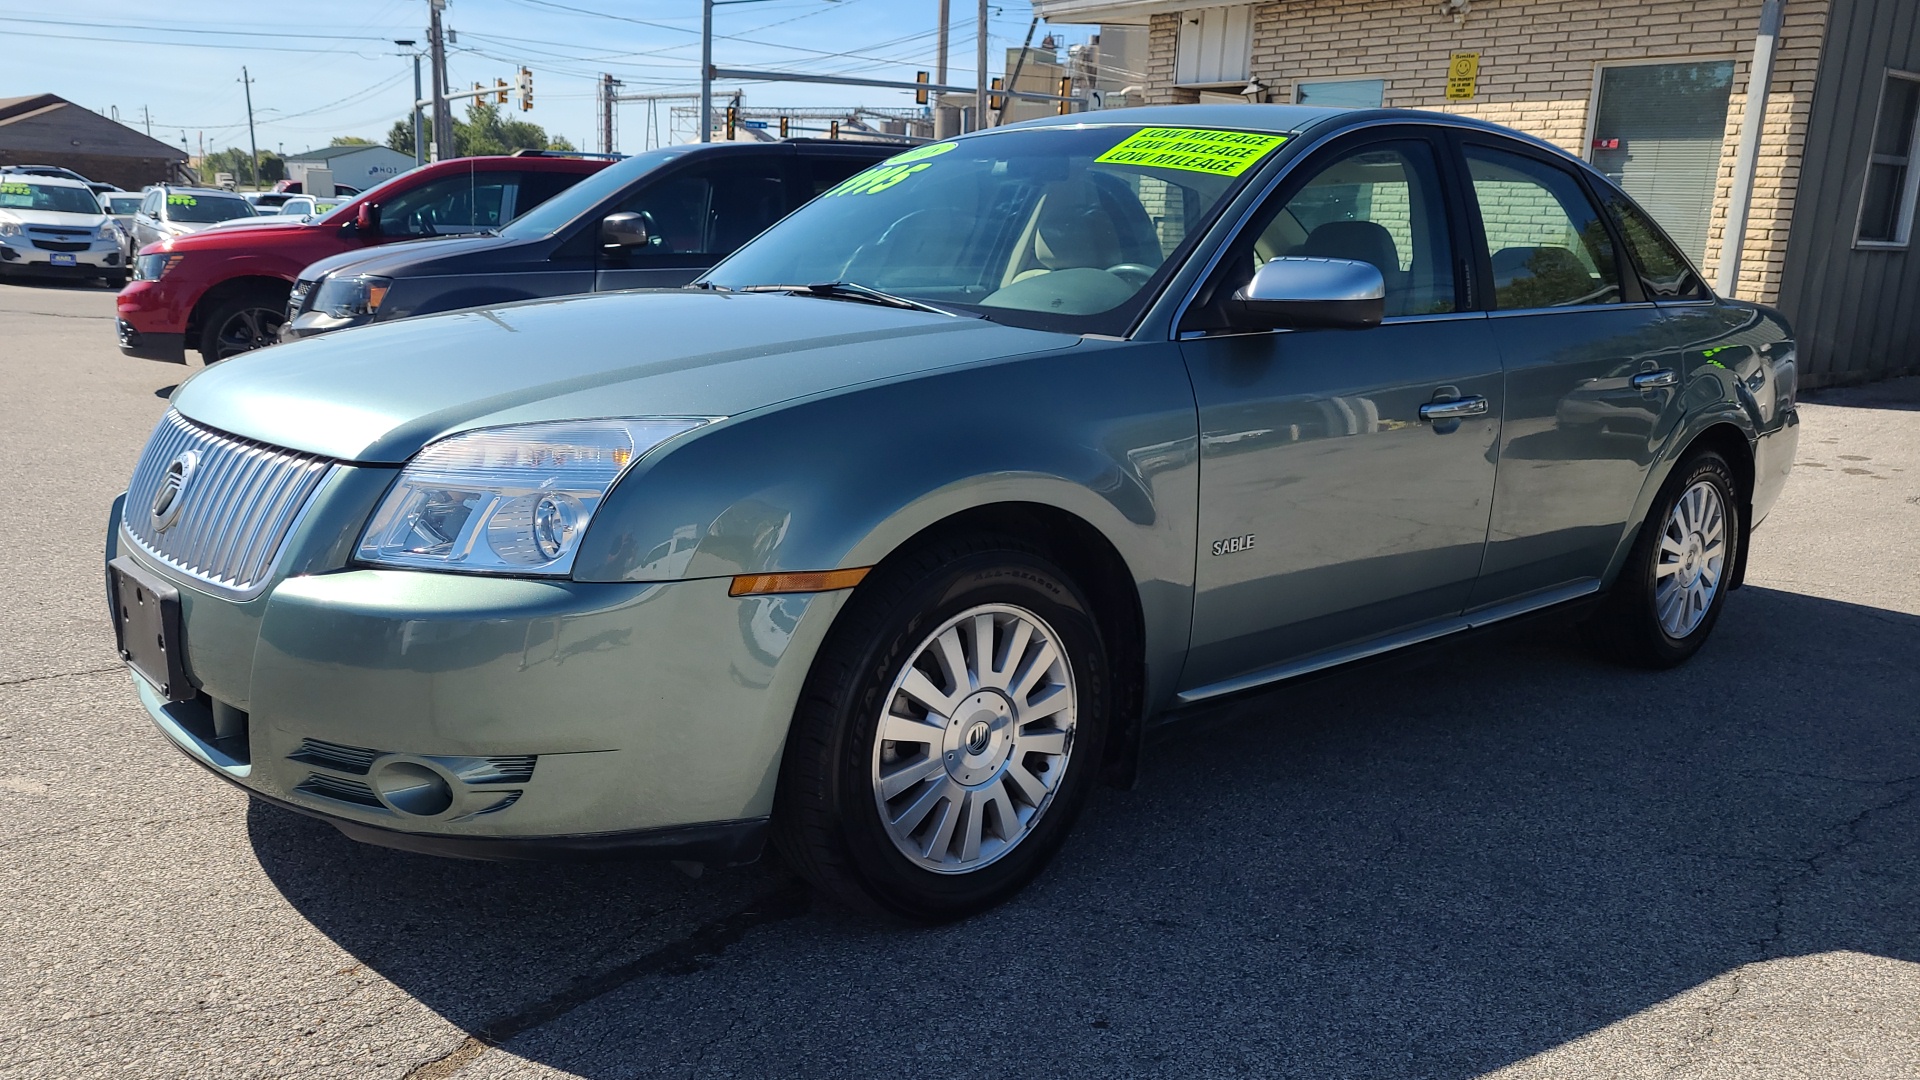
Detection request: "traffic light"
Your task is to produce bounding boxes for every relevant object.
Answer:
[914,71,929,106]
[988,77,1004,112]
[495,78,508,105]
[517,67,533,111]
[1056,76,1072,115]
[725,106,737,140]
[778,116,790,139]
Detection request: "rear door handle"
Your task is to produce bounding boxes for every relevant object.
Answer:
[1631,369,1679,389]
[1419,396,1489,421]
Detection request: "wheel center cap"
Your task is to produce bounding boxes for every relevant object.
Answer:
[945,690,1014,786]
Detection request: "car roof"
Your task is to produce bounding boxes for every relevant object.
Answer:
[1002,103,1579,162]
[157,186,250,196]
[4,172,90,188]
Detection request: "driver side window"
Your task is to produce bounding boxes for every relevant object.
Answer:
[1244,140,1457,317]
[378,175,514,236]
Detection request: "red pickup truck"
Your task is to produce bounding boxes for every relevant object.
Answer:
[116,154,611,363]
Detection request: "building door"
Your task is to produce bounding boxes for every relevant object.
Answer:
[1589,61,1735,267]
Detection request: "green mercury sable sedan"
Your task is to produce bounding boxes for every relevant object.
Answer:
[107,106,1797,920]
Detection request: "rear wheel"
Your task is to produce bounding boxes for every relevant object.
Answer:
[773,538,1108,922]
[197,288,289,362]
[1582,451,1740,668]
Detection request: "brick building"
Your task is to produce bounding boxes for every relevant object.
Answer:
[1032,0,1920,385]
[0,94,189,191]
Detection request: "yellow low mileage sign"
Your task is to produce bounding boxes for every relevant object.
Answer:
[1094,128,1290,177]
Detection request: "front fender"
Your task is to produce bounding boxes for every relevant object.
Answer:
[573,339,1202,709]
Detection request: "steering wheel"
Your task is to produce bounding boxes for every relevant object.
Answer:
[843,208,948,279]
[1105,263,1157,288]
[408,207,437,236]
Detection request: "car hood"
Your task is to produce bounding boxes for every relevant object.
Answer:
[298,232,521,282]
[0,208,107,229]
[171,289,1079,463]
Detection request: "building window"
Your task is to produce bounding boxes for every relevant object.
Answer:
[1293,79,1385,109]
[1857,71,1920,247]
[1588,60,1735,269]
[1174,6,1251,87]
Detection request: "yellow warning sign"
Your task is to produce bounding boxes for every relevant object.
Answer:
[1446,52,1481,101]
[1094,128,1290,177]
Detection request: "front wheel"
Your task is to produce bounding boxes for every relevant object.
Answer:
[773,539,1108,921]
[197,289,289,362]
[1582,450,1741,668]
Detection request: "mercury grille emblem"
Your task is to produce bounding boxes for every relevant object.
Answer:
[150,450,200,532]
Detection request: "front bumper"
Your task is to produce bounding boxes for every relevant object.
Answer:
[106,474,848,861]
[0,239,121,275]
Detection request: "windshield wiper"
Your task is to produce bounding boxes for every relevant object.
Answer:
[735,281,964,317]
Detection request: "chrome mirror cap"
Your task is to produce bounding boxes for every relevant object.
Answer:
[601,212,651,249]
[1231,256,1386,330]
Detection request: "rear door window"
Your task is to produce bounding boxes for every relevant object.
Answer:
[1464,144,1624,309]
[609,157,787,257]
[514,169,587,218]
[1604,190,1710,300]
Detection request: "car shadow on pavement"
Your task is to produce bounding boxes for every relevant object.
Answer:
[249,584,1920,1078]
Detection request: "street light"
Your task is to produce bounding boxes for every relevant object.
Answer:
[701,0,836,143]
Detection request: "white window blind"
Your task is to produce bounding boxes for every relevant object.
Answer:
[1590,61,1735,268]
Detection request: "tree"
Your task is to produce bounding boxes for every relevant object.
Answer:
[199,147,284,188]
[329,135,376,146]
[384,101,574,158]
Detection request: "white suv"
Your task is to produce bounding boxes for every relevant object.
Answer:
[0,174,126,285]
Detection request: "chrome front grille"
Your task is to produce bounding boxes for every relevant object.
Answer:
[122,411,332,598]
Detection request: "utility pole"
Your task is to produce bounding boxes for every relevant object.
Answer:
[700,0,713,143]
[142,106,152,137]
[428,0,452,162]
[396,40,424,166]
[935,0,950,90]
[996,17,1038,126]
[974,0,988,131]
[599,74,620,155]
[239,67,260,189]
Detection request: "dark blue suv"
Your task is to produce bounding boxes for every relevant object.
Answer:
[282,141,901,339]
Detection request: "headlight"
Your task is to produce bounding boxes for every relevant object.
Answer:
[96,222,118,241]
[312,274,393,318]
[134,253,183,280]
[356,419,711,575]
[0,220,19,238]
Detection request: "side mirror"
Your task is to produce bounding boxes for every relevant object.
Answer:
[600,212,651,249]
[354,202,381,236]
[1230,256,1385,330]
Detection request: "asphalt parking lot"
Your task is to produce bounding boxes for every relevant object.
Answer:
[2,279,1917,1080]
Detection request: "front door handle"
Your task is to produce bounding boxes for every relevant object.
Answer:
[1631,369,1679,389]
[1419,396,1489,421]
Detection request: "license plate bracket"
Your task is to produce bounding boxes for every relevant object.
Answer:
[49,252,76,266]
[108,556,192,701]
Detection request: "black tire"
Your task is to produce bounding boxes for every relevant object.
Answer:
[1582,450,1741,669]
[196,288,289,362]
[772,536,1109,922]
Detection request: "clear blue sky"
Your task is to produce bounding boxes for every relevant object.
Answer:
[5,0,1096,156]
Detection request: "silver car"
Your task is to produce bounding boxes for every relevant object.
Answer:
[0,174,126,284]
[128,186,257,252]
[99,192,144,260]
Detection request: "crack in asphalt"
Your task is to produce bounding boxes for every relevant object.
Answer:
[401,879,811,1080]
[1660,776,1920,1074]
[0,666,124,688]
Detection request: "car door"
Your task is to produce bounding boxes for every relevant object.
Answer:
[133,190,161,250]
[594,153,793,292]
[1177,129,1502,694]
[1456,137,1686,608]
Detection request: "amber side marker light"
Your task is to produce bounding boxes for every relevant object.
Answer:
[728,567,871,597]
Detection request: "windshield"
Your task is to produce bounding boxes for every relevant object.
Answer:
[498,147,687,239]
[703,125,1288,335]
[166,193,255,223]
[0,180,101,215]
[104,195,142,214]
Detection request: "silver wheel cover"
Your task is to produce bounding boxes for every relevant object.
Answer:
[1654,479,1728,638]
[870,603,1077,874]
